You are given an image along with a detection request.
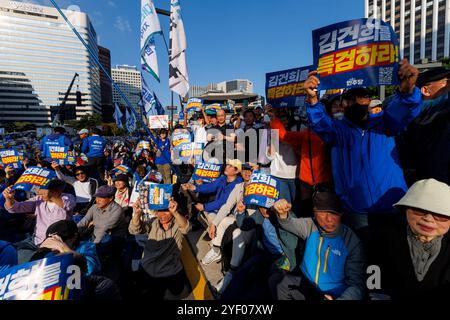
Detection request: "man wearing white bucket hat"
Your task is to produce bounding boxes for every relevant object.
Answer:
[369,179,450,299]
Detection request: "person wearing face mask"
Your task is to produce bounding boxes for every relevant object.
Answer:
[397,67,450,186]
[304,59,423,245]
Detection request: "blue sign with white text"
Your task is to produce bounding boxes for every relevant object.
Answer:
[266,66,312,108]
[313,18,400,90]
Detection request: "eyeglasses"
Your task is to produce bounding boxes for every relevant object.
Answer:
[75,172,86,176]
[410,208,450,222]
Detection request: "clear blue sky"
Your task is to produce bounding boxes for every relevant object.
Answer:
[27,0,364,107]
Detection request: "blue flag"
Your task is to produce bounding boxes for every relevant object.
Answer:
[153,92,165,115]
[140,77,165,117]
[113,103,123,129]
[126,108,137,133]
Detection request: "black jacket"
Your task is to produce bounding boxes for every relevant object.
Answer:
[398,99,450,185]
[369,221,450,300]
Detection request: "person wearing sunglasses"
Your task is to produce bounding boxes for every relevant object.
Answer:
[368,179,450,300]
[52,162,98,217]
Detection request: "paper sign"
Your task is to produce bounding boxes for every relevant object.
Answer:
[313,18,400,90]
[266,66,312,108]
[13,167,56,192]
[244,171,280,209]
[192,162,223,183]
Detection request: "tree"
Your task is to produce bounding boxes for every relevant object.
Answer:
[442,57,450,68]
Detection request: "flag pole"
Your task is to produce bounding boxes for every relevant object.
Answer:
[161,30,184,127]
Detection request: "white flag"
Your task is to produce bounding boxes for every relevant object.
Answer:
[169,0,189,98]
[141,0,162,82]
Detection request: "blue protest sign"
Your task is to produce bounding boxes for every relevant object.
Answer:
[12,167,56,192]
[244,171,280,209]
[0,149,22,169]
[0,254,75,300]
[49,146,75,166]
[172,130,192,147]
[313,18,400,90]
[192,162,223,183]
[112,165,132,176]
[186,98,203,113]
[266,66,312,108]
[147,184,173,210]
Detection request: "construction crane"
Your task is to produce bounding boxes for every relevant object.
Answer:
[51,72,80,127]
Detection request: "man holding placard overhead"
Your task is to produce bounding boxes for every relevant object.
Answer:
[303,59,422,245]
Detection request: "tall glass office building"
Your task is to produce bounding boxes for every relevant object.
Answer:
[0,0,101,125]
[365,0,450,64]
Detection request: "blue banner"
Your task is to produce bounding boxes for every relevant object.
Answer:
[313,18,400,90]
[0,254,75,300]
[244,171,280,209]
[147,184,173,210]
[12,167,56,192]
[266,66,312,108]
[192,162,223,183]
[0,149,22,169]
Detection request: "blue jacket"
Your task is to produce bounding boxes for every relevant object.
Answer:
[82,136,106,158]
[155,138,171,165]
[76,241,101,276]
[0,240,17,273]
[307,88,422,215]
[196,175,243,213]
[40,134,73,160]
[278,215,365,300]
[37,241,100,276]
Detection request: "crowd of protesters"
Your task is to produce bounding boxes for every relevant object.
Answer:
[0,60,450,300]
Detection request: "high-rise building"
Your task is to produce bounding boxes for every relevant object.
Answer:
[111,65,142,115]
[365,0,450,64]
[0,0,101,126]
[99,46,113,123]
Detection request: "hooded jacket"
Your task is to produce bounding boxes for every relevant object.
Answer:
[278,213,365,300]
[307,88,422,215]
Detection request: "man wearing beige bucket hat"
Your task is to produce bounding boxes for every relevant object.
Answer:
[369,179,450,299]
